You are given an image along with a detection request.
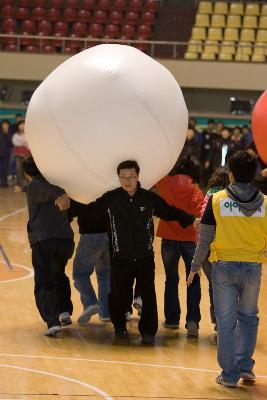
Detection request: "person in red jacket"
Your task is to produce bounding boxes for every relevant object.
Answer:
[156,156,204,337]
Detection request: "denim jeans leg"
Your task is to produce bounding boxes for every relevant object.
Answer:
[95,235,111,319]
[73,234,101,309]
[212,262,240,383]
[237,263,261,374]
[161,239,181,325]
[181,241,201,325]
[202,257,216,324]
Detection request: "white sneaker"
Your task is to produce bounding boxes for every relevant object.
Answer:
[241,371,256,381]
[133,296,142,316]
[100,316,111,322]
[59,312,72,326]
[44,325,61,337]
[125,311,131,321]
[77,304,100,325]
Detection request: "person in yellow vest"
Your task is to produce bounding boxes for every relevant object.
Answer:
[187,150,267,388]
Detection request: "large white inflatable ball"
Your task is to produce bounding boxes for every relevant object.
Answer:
[25,44,188,203]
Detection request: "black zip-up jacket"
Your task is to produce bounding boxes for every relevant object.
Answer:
[25,175,74,246]
[76,184,195,261]
[69,199,107,234]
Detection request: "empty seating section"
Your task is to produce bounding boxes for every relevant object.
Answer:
[0,0,159,53]
[185,1,267,62]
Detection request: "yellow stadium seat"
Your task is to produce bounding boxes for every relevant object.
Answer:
[253,42,267,55]
[187,40,203,53]
[198,1,212,14]
[245,4,260,16]
[207,27,223,41]
[191,27,206,41]
[229,3,244,15]
[211,14,225,28]
[204,40,219,54]
[224,28,239,41]
[237,42,253,55]
[235,52,250,62]
[227,15,242,28]
[214,2,228,15]
[240,29,255,42]
[201,52,216,60]
[261,5,267,17]
[221,40,236,54]
[184,51,199,60]
[251,53,265,62]
[218,52,233,61]
[259,16,267,29]
[256,29,267,43]
[195,13,210,28]
[243,16,258,29]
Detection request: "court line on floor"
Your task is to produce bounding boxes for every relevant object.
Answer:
[0,364,113,400]
[0,262,33,283]
[0,207,27,223]
[0,353,267,379]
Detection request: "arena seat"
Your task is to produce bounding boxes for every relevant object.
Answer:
[47,8,61,22]
[18,0,31,7]
[214,2,228,15]
[2,18,17,33]
[245,3,260,16]
[229,3,244,16]
[1,5,15,18]
[113,0,127,12]
[211,14,226,28]
[21,19,36,34]
[197,1,212,15]
[71,22,87,36]
[195,14,210,28]
[66,0,80,8]
[93,10,108,24]
[129,0,143,13]
[37,20,52,35]
[125,11,139,25]
[98,0,112,11]
[33,0,47,7]
[63,8,78,23]
[32,7,47,21]
[50,0,64,8]
[110,11,123,25]
[81,0,96,11]
[78,9,91,23]
[15,7,30,20]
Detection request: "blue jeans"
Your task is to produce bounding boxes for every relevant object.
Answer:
[73,233,111,318]
[161,239,201,326]
[212,261,262,383]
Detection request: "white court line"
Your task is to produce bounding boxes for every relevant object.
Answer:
[0,364,113,400]
[0,262,33,283]
[0,207,27,223]
[1,353,267,379]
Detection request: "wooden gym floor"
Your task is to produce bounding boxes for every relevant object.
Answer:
[0,187,267,400]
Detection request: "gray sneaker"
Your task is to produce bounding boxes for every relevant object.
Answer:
[133,296,142,316]
[186,321,199,338]
[241,371,256,381]
[216,375,238,388]
[59,312,72,326]
[77,304,100,325]
[44,325,61,337]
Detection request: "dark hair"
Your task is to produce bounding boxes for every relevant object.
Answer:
[208,119,215,125]
[207,166,230,189]
[16,113,23,118]
[117,160,140,175]
[22,156,41,177]
[170,155,201,183]
[228,150,257,183]
[17,120,25,127]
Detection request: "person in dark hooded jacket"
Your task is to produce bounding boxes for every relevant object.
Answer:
[188,151,267,388]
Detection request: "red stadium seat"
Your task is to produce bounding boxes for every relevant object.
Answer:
[37,20,52,35]
[98,0,111,11]
[110,11,123,24]
[1,5,15,18]
[42,44,57,53]
[47,7,61,21]
[72,22,87,36]
[64,45,77,54]
[2,35,17,45]
[134,42,149,53]
[25,44,39,52]
[81,0,96,10]
[50,0,64,7]
[105,23,119,38]
[0,0,14,5]
[142,11,155,25]
[32,0,47,6]
[32,7,46,21]
[121,23,135,39]
[78,9,91,23]
[144,0,159,13]
[65,0,79,8]
[2,18,17,33]
[89,23,103,37]
[63,8,78,23]
[113,0,127,12]
[3,43,18,52]
[15,7,30,20]
[94,10,108,24]
[21,35,35,46]
[137,24,152,38]
[21,19,36,34]
[67,34,83,49]
[18,0,32,7]
[54,21,68,35]
[125,12,139,25]
[129,0,143,13]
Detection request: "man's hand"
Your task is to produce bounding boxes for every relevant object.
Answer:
[55,194,70,211]
[187,270,200,286]
[193,218,201,230]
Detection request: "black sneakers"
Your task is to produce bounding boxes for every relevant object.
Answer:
[141,334,155,345]
[115,327,129,339]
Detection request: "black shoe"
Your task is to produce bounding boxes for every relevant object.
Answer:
[115,327,128,339]
[141,334,155,345]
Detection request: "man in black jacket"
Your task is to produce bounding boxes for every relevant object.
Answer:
[23,156,74,337]
[58,160,195,344]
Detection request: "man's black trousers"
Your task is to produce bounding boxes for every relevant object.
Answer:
[109,255,158,336]
[31,238,74,328]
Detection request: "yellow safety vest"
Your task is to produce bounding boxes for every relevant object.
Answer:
[209,190,267,263]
